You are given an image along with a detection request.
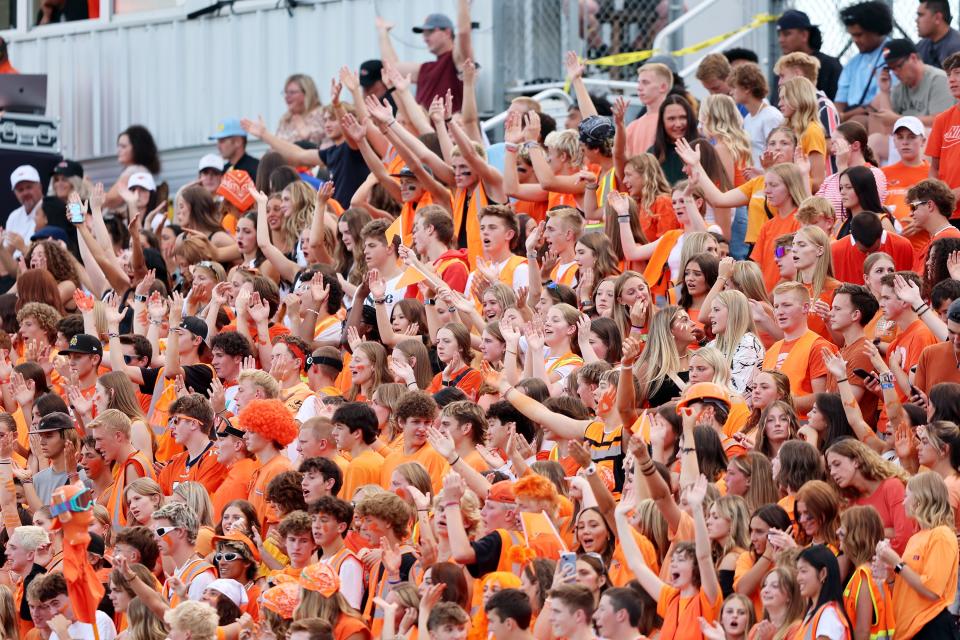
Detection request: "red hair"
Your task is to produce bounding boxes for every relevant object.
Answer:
[238,399,298,446]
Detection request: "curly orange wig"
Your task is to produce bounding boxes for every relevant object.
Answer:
[514,474,559,507]
[238,398,298,446]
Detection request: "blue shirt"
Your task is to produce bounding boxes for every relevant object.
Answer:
[835,38,898,107]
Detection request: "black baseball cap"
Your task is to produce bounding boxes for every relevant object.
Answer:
[178,316,208,341]
[88,533,112,566]
[777,9,813,31]
[29,411,74,434]
[578,115,615,146]
[216,414,246,440]
[948,298,960,324]
[359,60,384,88]
[52,159,84,179]
[884,39,917,65]
[59,333,103,357]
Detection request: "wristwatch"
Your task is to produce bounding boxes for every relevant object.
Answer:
[894,562,905,574]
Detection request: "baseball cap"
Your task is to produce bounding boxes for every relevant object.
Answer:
[178,316,208,341]
[10,165,40,189]
[209,118,247,140]
[207,579,248,607]
[776,9,813,31]
[216,415,246,440]
[59,333,103,357]
[29,411,74,434]
[412,13,454,33]
[128,172,157,192]
[389,165,432,179]
[198,153,226,173]
[883,39,917,65]
[359,60,384,88]
[31,226,68,243]
[52,159,84,179]
[88,533,112,567]
[893,115,925,136]
[487,480,516,504]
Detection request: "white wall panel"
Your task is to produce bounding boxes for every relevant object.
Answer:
[2,0,496,173]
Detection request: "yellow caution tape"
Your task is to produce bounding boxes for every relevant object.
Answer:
[583,12,778,67]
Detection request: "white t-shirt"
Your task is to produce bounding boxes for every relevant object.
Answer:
[363,271,407,315]
[51,610,117,640]
[168,559,217,602]
[320,552,365,610]
[807,605,847,640]
[5,203,38,253]
[464,256,530,298]
[743,101,785,165]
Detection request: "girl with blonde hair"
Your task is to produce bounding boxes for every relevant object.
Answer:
[778,76,826,191]
[172,481,216,554]
[0,585,16,640]
[726,452,778,514]
[838,506,891,640]
[877,471,958,639]
[687,346,733,390]
[792,224,839,339]
[754,567,805,640]
[635,305,699,407]
[371,382,407,451]
[347,341,391,402]
[707,494,751,597]
[700,94,752,189]
[705,290,763,394]
[575,232,621,306]
[123,478,165,528]
[616,152,676,244]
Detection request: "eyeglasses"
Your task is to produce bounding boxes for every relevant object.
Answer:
[908,200,930,212]
[155,525,180,538]
[167,415,204,429]
[214,552,242,562]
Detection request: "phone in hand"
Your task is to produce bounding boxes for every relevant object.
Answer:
[68,202,83,224]
[852,368,877,383]
[558,552,577,580]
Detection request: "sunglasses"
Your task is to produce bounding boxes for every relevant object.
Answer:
[155,525,180,538]
[908,200,930,212]
[774,246,787,260]
[214,552,242,562]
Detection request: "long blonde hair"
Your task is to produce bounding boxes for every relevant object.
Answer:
[710,495,750,565]
[99,371,146,420]
[712,290,757,366]
[701,94,752,169]
[729,261,771,304]
[348,342,390,400]
[768,163,809,213]
[779,77,821,139]
[825,439,909,500]
[636,305,685,405]
[907,471,955,530]
[0,585,16,640]
[625,153,671,210]
[793,225,836,300]
[281,181,316,250]
[128,599,167,640]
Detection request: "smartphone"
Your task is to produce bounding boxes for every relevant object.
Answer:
[68,202,83,224]
[852,368,876,383]
[910,385,923,400]
[558,552,577,579]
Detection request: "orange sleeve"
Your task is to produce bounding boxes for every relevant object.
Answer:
[808,338,838,381]
[459,369,484,401]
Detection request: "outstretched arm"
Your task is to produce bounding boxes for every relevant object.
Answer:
[242,116,321,167]
[614,501,665,601]
[487,365,588,439]
[564,51,597,118]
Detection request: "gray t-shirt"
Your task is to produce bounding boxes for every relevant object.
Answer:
[33,466,88,506]
[917,29,960,69]
[891,65,954,117]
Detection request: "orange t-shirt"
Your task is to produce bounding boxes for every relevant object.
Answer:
[914,224,960,274]
[887,319,938,379]
[656,584,722,640]
[211,457,260,519]
[750,212,801,291]
[891,526,958,639]
[915,341,960,394]
[737,175,775,244]
[333,613,372,640]
[926,105,960,217]
[639,194,680,242]
[158,444,228,495]
[883,161,931,254]
[340,449,385,503]
[830,233,915,286]
[247,454,293,529]
[733,551,765,617]
[380,445,449,495]
[800,121,828,158]
[427,366,483,401]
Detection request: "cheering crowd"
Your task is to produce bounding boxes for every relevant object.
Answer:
[3,0,960,639]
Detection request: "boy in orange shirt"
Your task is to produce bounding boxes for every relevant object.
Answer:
[906,178,960,273]
[379,391,448,494]
[882,116,930,254]
[437,400,489,474]
[241,398,299,529]
[880,271,939,395]
[157,394,227,495]
[925,52,960,217]
[762,282,838,415]
[331,402,384,502]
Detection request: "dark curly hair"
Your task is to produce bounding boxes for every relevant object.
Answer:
[395,390,439,423]
[210,331,254,358]
[25,240,80,287]
[266,470,307,516]
[119,125,161,175]
[839,1,892,36]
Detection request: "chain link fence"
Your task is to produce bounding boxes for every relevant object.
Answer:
[788,0,918,62]
[493,0,580,91]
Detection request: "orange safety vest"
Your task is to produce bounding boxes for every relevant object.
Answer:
[799,602,851,640]
[148,364,217,463]
[452,184,489,269]
[400,193,433,247]
[498,255,528,287]
[107,450,155,529]
[762,330,821,396]
[162,558,215,608]
[642,229,683,299]
[313,315,341,341]
[843,566,894,640]
[594,165,617,208]
[549,261,579,286]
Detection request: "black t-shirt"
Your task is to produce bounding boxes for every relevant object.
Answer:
[318,142,369,208]
[814,51,843,102]
[139,364,214,397]
[647,370,689,408]
[466,531,504,578]
[19,563,46,621]
[226,153,260,183]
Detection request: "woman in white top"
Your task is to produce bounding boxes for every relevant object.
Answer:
[705,290,764,394]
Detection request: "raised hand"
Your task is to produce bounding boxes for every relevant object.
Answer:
[674,137,701,167]
[564,50,585,80]
[612,96,628,126]
[428,95,446,125]
[462,58,477,84]
[622,336,643,367]
[607,190,631,217]
[685,473,709,507]
[346,326,363,352]
[894,422,917,462]
[504,110,525,145]
[340,113,367,143]
[426,425,456,461]
[893,273,924,309]
[247,186,268,208]
[521,111,542,143]
[718,256,735,281]
[67,384,93,417]
[367,269,386,299]
[329,77,342,106]
[248,293,270,325]
[383,63,412,93]
[364,94,394,125]
[338,66,360,93]
[822,348,849,381]
[389,357,417,386]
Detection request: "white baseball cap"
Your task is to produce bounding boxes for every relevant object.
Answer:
[893,116,925,136]
[198,153,226,173]
[10,165,40,189]
[128,172,157,192]
[206,579,248,606]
